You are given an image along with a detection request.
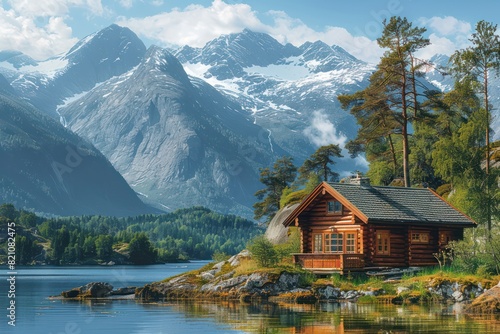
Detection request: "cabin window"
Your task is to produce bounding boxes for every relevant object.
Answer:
[411,232,429,244]
[325,233,343,253]
[346,233,356,253]
[439,231,453,245]
[376,231,390,255]
[313,234,323,253]
[327,200,342,214]
[313,231,357,253]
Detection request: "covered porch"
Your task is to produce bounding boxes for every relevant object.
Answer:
[292,253,365,274]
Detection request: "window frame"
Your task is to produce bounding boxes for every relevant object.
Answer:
[313,234,323,253]
[326,200,343,215]
[312,230,357,254]
[325,233,343,253]
[376,230,390,255]
[410,232,429,244]
[345,233,356,254]
[439,231,453,245]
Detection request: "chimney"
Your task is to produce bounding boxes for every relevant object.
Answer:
[350,173,371,187]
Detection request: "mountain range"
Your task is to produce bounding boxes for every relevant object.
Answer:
[0,76,152,216]
[0,24,498,218]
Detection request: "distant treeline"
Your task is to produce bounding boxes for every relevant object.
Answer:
[0,204,262,265]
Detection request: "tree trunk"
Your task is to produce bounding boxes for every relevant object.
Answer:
[484,67,491,239]
[401,61,411,188]
[388,134,398,175]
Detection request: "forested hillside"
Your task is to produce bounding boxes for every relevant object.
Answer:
[0,204,262,265]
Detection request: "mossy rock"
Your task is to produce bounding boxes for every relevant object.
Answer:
[466,283,500,313]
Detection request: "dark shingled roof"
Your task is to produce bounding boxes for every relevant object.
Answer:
[328,182,475,226]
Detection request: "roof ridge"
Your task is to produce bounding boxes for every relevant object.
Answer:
[329,182,432,191]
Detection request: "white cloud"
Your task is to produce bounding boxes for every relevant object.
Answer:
[262,11,383,63]
[417,33,460,59]
[118,0,134,9]
[7,0,104,17]
[416,16,472,59]
[117,0,383,63]
[0,1,104,59]
[117,0,264,48]
[0,7,78,59]
[420,16,471,37]
[303,110,347,148]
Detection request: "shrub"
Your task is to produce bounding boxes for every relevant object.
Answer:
[247,235,278,267]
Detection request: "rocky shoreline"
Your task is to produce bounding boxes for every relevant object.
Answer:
[58,251,500,313]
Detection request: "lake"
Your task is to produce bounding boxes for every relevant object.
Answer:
[1,263,499,333]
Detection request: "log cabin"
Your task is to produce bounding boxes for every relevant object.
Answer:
[282,176,476,274]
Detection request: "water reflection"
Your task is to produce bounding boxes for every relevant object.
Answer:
[149,300,500,334]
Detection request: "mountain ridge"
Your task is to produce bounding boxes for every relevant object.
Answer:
[4,25,497,218]
[0,76,153,216]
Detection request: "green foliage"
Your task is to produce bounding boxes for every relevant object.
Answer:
[447,226,500,275]
[95,235,113,260]
[212,251,230,263]
[298,271,316,287]
[366,160,395,186]
[0,205,261,265]
[15,236,41,265]
[280,174,320,208]
[128,233,157,265]
[340,16,431,188]
[247,235,279,267]
[0,204,18,221]
[435,184,452,198]
[253,156,297,222]
[274,227,301,261]
[279,188,308,208]
[298,144,343,182]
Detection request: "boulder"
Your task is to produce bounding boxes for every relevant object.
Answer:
[228,249,251,267]
[61,282,113,298]
[200,272,215,281]
[61,289,80,298]
[111,287,137,295]
[317,286,341,299]
[397,286,410,295]
[264,204,299,245]
[452,290,464,302]
[81,282,113,298]
[466,281,500,313]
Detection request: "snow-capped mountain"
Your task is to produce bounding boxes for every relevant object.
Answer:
[0,26,377,217]
[0,75,152,216]
[0,24,146,119]
[58,45,283,217]
[175,29,374,167]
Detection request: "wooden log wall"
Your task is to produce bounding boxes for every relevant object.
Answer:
[408,227,439,266]
[297,193,361,254]
[368,225,408,268]
[298,193,357,227]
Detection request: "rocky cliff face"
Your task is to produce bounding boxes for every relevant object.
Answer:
[0,85,151,216]
[176,29,375,167]
[0,25,146,119]
[59,46,283,216]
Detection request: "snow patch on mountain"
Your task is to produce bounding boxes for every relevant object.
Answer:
[12,57,68,78]
[246,62,309,80]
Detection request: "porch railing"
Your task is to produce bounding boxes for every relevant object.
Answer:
[292,253,364,270]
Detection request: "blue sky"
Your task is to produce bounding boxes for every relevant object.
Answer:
[1,0,499,63]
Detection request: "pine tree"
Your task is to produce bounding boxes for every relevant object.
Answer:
[450,20,500,238]
[298,144,343,182]
[253,156,297,222]
[339,16,430,187]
